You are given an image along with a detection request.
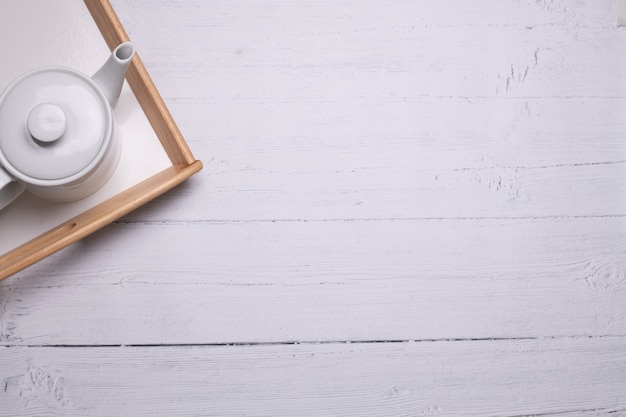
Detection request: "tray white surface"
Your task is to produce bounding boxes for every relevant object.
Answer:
[0,0,171,255]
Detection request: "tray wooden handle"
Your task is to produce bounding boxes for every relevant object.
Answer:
[0,161,202,281]
[84,0,197,167]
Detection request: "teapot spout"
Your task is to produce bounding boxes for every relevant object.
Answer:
[92,42,135,109]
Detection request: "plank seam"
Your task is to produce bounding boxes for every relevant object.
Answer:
[3,334,625,348]
[112,215,626,225]
[507,407,626,417]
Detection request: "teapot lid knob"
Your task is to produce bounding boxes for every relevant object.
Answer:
[27,103,66,143]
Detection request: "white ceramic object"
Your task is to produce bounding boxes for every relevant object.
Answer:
[0,42,135,210]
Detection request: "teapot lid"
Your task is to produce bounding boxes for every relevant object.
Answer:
[0,68,112,185]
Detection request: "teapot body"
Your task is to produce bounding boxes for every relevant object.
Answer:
[0,42,134,209]
[24,119,121,202]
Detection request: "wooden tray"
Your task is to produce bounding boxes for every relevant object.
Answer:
[0,0,202,280]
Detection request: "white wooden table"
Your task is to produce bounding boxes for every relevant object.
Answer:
[2,1,626,415]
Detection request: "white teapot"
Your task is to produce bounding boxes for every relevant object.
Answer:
[0,42,135,210]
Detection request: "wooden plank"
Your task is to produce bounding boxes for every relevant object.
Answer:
[112,0,625,100]
[1,338,625,416]
[111,0,617,33]
[167,98,626,168]
[2,217,626,345]
[119,142,626,222]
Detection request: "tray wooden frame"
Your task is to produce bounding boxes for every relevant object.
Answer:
[0,0,203,280]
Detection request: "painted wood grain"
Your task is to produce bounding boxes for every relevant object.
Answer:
[4,1,626,415]
[112,0,624,101]
[2,218,626,345]
[112,0,618,31]
[122,140,626,222]
[1,338,626,416]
